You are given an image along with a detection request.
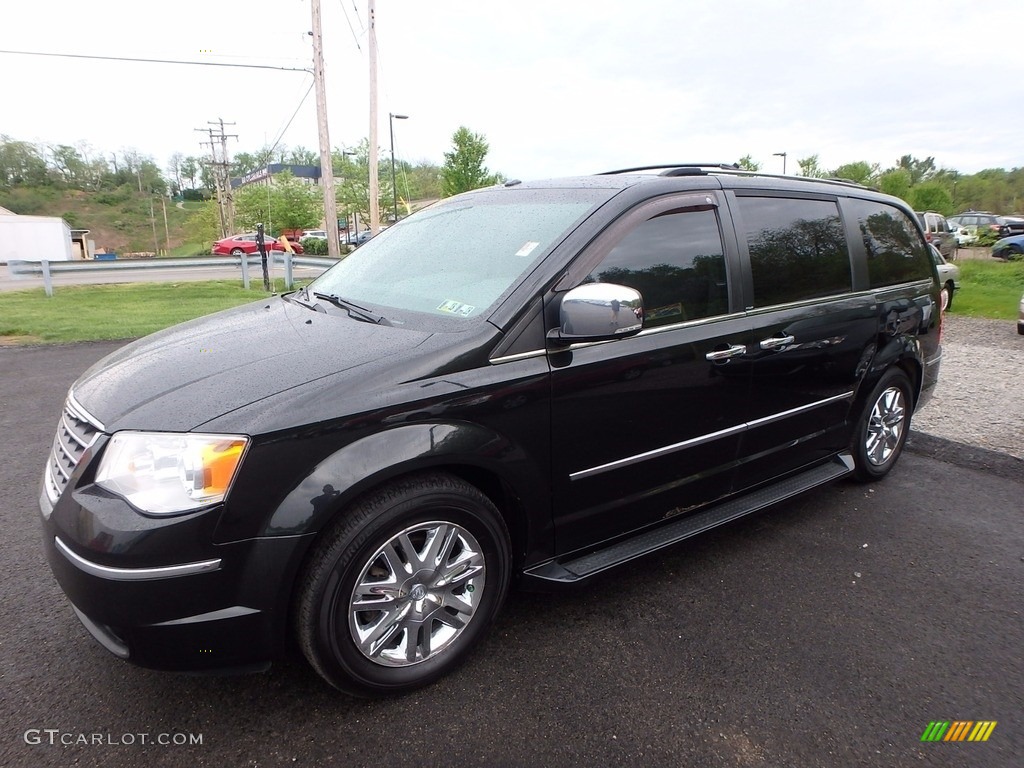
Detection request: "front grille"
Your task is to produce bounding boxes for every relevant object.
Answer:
[44,395,104,505]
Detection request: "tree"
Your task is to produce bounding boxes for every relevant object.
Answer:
[167,152,185,196]
[49,145,87,187]
[0,136,50,187]
[737,154,760,172]
[231,151,264,178]
[440,127,501,197]
[896,155,936,186]
[909,182,953,214]
[831,161,878,186]
[285,146,318,165]
[877,168,912,200]
[180,156,200,190]
[796,155,828,179]
[233,171,322,233]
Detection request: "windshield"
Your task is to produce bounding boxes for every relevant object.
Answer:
[308,187,607,323]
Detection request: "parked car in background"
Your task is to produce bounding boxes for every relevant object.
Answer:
[947,219,977,247]
[343,229,374,246]
[1003,216,1024,236]
[917,211,957,260]
[928,243,960,310]
[302,229,329,240]
[991,234,1024,261]
[947,212,1012,240]
[213,233,305,256]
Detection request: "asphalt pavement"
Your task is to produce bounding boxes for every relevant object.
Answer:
[1,342,1021,768]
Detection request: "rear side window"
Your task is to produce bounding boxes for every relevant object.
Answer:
[584,208,729,327]
[734,196,851,307]
[848,199,932,288]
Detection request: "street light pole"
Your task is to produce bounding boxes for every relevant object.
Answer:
[773,152,787,175]
[389,113,408,224]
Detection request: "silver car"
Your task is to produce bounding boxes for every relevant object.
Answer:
[929,244,960,311]
[1017,291,1024,335]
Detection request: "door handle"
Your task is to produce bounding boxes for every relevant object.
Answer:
[759,335,795,350]
[705,344,747,361]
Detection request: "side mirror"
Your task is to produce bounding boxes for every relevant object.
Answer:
[549,283,643,345]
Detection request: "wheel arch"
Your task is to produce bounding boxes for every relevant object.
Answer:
[255,421,548,570]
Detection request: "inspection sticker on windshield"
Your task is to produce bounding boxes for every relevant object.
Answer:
[515,241,540,257]
[437,299,475,317]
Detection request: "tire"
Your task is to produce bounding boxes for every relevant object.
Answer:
[850,368,913,482]
[296,472,511,696]
[230,248,244,256]
[940,283,953,312]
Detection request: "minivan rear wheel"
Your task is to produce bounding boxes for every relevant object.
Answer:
[295,472,511,696]
[851,368,913,481]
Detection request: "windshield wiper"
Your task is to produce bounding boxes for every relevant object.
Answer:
[312,292,390,325]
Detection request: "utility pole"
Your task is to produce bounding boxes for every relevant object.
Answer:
[368,0,380,234]
[311,0,342,259]
[195,121,237,238]
[161,197,171,254]
[213,118,238,235]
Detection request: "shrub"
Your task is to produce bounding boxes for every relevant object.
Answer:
[300,237,329,255]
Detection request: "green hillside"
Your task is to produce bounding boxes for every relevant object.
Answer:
[0,185,202,256]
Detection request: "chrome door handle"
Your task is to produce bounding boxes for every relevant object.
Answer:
[759,335,795,350]
[705,344,747,361]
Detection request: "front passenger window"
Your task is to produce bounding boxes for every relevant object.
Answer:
[584,208,729,328]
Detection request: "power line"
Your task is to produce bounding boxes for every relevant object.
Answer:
[0,48,310,72]
[338,0,364,51]
[262,80,317,164]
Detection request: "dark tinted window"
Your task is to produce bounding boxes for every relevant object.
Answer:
[848,199,932,288]
[585,208,729,327]
[735,196,851,306]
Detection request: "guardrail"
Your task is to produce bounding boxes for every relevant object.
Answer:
[6,253,339,296]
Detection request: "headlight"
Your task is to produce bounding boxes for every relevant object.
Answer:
[95,432,249,515]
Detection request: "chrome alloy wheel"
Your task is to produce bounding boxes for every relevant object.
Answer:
[348,521,486,666]
[865,386,906,466]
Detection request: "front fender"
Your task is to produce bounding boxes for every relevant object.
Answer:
[236,421,548,542]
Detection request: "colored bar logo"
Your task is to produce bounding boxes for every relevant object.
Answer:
[921,721,997,742]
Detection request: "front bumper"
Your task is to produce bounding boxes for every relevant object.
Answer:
[40,485,315,672]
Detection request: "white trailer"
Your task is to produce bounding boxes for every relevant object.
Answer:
[0,215,74,262]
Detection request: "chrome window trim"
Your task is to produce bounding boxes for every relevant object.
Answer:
[570,391,854,481]
[489,349,548,365]
[55,537,221,581]
[491,311,750,364]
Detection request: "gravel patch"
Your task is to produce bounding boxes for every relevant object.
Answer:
[912,314,1023,460]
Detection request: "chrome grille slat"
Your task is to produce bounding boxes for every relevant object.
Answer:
[60,411,92,449]
[45,397,104,504]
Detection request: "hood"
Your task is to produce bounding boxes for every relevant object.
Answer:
[72,296,433,432]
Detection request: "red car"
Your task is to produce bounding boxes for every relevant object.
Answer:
[212,233,304,256]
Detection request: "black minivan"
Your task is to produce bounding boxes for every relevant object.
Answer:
[40,165,941,695]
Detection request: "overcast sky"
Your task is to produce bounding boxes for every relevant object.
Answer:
[2,0,1022,181]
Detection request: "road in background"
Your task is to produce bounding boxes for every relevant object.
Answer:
[1,342,1021,768]
[0,262,324,293]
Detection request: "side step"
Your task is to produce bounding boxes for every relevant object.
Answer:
[524,453,855,585]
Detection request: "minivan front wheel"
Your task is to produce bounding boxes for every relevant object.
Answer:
[296,472,511,696]
[851,368,913,481]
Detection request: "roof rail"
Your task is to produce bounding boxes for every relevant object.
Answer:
[598,163,741,176]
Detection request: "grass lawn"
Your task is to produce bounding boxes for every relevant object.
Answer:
[0,281,292,345]
[947,259,1024,321]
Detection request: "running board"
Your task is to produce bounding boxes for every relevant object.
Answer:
[524,453,855,585]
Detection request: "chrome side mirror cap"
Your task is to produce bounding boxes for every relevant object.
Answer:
[549,283,643,345]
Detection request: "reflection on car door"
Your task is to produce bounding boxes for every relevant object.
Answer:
[549,196,750,554]
[726,193,875,490]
